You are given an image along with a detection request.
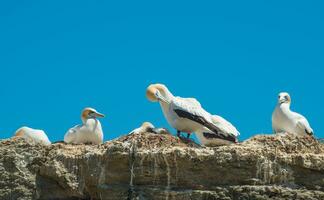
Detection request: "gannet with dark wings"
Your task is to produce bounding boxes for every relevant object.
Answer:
[146,83,239,143]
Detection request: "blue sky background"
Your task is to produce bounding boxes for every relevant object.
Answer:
[0,1,323,142]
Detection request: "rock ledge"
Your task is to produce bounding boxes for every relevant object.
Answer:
[0,132,323,200]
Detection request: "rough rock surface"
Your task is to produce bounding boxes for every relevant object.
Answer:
[0,130,324,200]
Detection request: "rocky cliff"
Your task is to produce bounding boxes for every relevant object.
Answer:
[1,130,324,200]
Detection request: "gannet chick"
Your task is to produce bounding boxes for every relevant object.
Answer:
[128,122,170,135]
[128,122,155,135]
[272,92,314,136]
[13,126,51,145]
[195,115,240,146]
[64,107,105,144]
[153,127,170,135]
[146,83,239,143]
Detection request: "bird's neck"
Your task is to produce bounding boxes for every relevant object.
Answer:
[278,103,291,113]
[82,117,98,125]
[159,88,174,107]
[158,89,175,119]
[159,101,171,120]
[162,88,174,103]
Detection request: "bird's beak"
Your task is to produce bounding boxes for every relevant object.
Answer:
[279,96,289,104]
[155,91,168,103]
[94,111,105,118]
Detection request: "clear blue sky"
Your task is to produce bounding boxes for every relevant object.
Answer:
[0,1,323,142]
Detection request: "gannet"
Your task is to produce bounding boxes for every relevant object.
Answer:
[272,92,314,136]
[64,107,105,144]
[14,126,51,145]
[128,122,169,135]
[128,122,155,135]
[195,115,240,146]
[146,83,239,143]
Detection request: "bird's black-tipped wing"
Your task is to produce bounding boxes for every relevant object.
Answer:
[172,97,223,135]
[172,97,239,143]
[202,131,237,143]
[295,114,314,136]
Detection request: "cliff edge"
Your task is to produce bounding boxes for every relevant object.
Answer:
[1,130,324,200]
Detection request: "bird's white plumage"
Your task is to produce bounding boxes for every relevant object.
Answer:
[64,108,104,144]
[128,122,168,135]
[211,115,240,137]
[146,84,239,143]
[168,96,214,132]
[15,126,51,145]
[128,122,155,135]
[195,115,240,146]
[272,92,313,136]
[64,119,103,144]
[181,97,202,107]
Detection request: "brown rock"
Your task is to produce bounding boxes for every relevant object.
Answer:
[0,131,323,200]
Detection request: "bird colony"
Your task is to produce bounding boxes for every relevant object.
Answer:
[11,83,315,146]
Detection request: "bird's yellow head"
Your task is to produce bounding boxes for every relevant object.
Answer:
[141,122,154,129]
[13,126,29,138]
[81,107,105,121]
[278,92,291,104]
[14,128,25,137]
[146,83,170,103]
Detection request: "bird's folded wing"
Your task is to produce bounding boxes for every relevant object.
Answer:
[201,131,237,143]
[35,130,51,143]
[296,118,313,135]
[64,125,81,142]
[212,115,240,137]
[180,97,201,107]
[172,97,223,134]
[68,125,81,133]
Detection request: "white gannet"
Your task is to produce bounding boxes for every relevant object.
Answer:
[272,92,314,136]
[128,122,155,135]
[128,122,170,135]
[146,83,239,143]
[195,115,240,146]
[14,126,51,145]
[64,107,105,144]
